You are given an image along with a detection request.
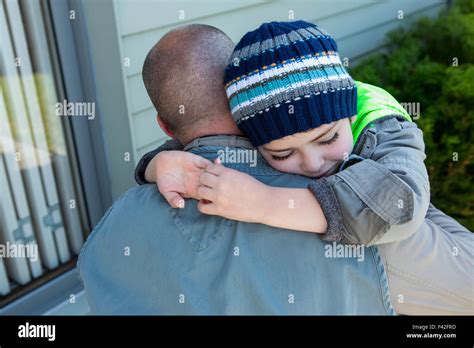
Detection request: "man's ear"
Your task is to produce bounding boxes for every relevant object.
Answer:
[156,114,175,138]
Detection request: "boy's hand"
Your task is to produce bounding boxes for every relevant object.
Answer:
[197,159,271,223]
[151,151,212,208]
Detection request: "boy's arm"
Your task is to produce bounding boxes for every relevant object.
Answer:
[263,187,328,233]
[134,138,183,185]
[310,116,430,246]
[196,162,328,233]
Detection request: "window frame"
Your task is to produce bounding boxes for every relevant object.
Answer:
[0,0,133,314]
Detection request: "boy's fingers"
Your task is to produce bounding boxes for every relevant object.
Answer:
[205,163,223,176]
[214,157,222,165]
[197,200,216,216]
[193,155,212,169]
[199,172,218,188]
[162,191,185,209]
[197,185,215,201]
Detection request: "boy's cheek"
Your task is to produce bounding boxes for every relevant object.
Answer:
[337,129,355,159]
[331,140,353,162]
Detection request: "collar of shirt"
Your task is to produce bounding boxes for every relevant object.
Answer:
[183,134,282,176]
[183,135,254,151]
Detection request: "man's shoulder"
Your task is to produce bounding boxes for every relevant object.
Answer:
[122,183,163,201]
[78,186,169,256]
[106,184,170,215]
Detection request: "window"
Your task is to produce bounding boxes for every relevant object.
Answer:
[0,0,90,310]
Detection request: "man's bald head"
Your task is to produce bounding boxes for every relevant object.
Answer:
[143,24,241,144]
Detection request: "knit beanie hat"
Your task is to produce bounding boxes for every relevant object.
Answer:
[224,20,357,146]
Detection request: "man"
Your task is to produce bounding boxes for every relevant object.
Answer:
[77,24,394,314]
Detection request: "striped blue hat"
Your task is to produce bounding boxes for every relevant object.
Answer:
[224,20,357,146]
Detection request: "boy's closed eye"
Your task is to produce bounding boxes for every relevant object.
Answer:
[271,132,340,161]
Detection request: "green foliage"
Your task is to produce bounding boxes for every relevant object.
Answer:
[350,0,474,230]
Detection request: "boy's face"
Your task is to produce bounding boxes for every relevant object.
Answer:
[258,116,356,178]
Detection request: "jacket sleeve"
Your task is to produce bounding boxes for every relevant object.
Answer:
[134,138,183,185]
[308,116,430,245]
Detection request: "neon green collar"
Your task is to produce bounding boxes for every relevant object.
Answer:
[352,81,412,145]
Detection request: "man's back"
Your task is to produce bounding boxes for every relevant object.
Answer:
[77,140,394,315]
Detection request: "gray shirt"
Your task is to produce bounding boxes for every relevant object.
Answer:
[78,135,394,314]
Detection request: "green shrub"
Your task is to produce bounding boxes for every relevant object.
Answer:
[350,0,474,230]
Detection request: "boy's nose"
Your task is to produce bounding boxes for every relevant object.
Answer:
[301,154,324,174]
